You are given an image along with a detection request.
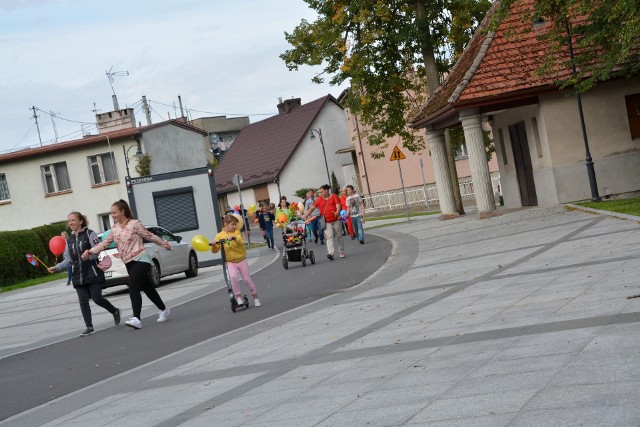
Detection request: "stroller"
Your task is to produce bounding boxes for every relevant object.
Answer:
[281,219,315,269]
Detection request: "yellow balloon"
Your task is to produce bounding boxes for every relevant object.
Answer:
[191,235,210,252]
[249,204,257,212]
[233,214,244,230]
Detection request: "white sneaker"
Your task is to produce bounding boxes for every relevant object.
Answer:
[254,298,262,307]
[125,317,142,329]
[157,308,171,323]
[236,297,244,305]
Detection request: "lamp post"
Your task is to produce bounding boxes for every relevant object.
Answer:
[563,19,601,202]
[309,128,331,185]
[122,143,143,178]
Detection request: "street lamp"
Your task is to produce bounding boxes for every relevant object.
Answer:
[122,142,143,177]
[562,18,600,201]
[309,128,332,186]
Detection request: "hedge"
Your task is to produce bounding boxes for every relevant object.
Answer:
[0,221,69,287]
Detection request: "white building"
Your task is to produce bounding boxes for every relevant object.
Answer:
[0,117,207,232]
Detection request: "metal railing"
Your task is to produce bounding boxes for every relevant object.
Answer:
[363,175,501,212]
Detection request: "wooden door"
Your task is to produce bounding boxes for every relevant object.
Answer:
[508,122,538,206]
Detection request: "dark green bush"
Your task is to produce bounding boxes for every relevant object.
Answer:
[0,221,68,287]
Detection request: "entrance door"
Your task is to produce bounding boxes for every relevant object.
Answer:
[508,122,538,206]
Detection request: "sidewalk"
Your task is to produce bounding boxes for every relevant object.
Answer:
[4,205,640,426]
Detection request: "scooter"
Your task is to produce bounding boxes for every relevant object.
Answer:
[214,238,250,313]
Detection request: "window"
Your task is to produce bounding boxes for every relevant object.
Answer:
[454,143,469,159]
[99,214,112,232]
[0,173,10,201]
[41,162,71,194]
[88,152,117,185]
[625,93,640,139]
[153,187,198,232]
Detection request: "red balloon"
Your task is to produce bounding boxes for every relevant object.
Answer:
[49,236,66,256]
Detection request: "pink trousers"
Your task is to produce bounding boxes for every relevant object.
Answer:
[227,259,257,296]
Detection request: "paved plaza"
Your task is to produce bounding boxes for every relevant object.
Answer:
[2,205,639,426]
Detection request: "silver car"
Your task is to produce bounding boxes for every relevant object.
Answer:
[100,225,198,288]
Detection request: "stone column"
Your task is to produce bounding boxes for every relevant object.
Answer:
[425,128,457,217]
[460,108,496,214]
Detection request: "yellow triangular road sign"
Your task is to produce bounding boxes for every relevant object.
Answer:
[389,146,406,161]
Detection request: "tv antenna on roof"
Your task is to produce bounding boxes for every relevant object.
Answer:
[105,66,129,110]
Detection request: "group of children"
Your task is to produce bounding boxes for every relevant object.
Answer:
[214,185,365,308]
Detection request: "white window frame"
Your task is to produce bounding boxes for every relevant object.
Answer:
[0,173,10,201]
[88,152,117,185]
[454,143,469,160]
[41,162,71,194]
[99,213,112,232]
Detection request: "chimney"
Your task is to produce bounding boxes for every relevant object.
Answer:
[277,97,302,114]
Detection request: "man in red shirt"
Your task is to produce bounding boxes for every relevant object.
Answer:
[303,184,345,260]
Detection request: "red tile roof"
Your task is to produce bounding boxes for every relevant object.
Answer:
[412,0,573,127]
[214,95,337,194]
[0,120,206,164]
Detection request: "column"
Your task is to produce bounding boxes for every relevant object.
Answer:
[425,128,457,217]
[460,108,496,214]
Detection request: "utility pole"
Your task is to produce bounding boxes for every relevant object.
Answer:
[178,95,185,118]
[142,96,152,125]
[49,110,59,143]
[30,106,43,146]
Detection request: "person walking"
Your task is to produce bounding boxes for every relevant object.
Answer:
[48,212,121,336]
[304,188,323,244]
[258,204,276,251]
[303,184,344,260]
[346,184,366,244]
[339,187,355,239]
[83,199,172,330]
[211,214,262,307]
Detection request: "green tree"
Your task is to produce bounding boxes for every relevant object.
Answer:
[135,154,151,176]
[494,0,640,93]
[330,171,340,195]
[281,0,491,214]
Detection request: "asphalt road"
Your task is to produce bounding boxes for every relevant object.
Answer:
[1,235,391,420]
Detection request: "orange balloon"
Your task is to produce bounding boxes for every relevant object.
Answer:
[277,212,287,224]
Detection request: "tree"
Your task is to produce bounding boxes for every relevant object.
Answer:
[494,0,640,93]
[330,171,340,195]
[281,0,491,214]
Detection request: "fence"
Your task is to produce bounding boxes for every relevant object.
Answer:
[363,175,501,213]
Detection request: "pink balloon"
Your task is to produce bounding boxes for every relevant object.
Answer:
[49,236,66,256]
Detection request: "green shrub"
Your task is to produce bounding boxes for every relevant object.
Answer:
[0,221,68,287]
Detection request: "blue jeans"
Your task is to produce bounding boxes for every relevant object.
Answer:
[264,227,274,249]
[66,266,73,284]
[351,215,364,242]
[308,217,322,242]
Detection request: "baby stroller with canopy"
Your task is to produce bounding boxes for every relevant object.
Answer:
[281,219,315,269]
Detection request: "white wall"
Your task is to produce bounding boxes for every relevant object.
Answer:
[277,102,351,199]
[0,143,129,231]
[143,126,207,175]
[130,172,220,264]
[491,77,640,206]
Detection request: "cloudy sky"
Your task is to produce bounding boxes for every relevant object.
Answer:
[0,0,348,154]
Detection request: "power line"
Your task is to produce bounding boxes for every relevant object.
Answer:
[147,99,272,116]
[3,123,36,153]
[36,108,93,125]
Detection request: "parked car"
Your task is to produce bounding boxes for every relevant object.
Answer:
[99,225,198,288]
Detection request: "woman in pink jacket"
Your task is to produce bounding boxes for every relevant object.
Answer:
[83,199,172,330]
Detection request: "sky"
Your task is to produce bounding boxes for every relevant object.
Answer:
[0,0,349,154]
